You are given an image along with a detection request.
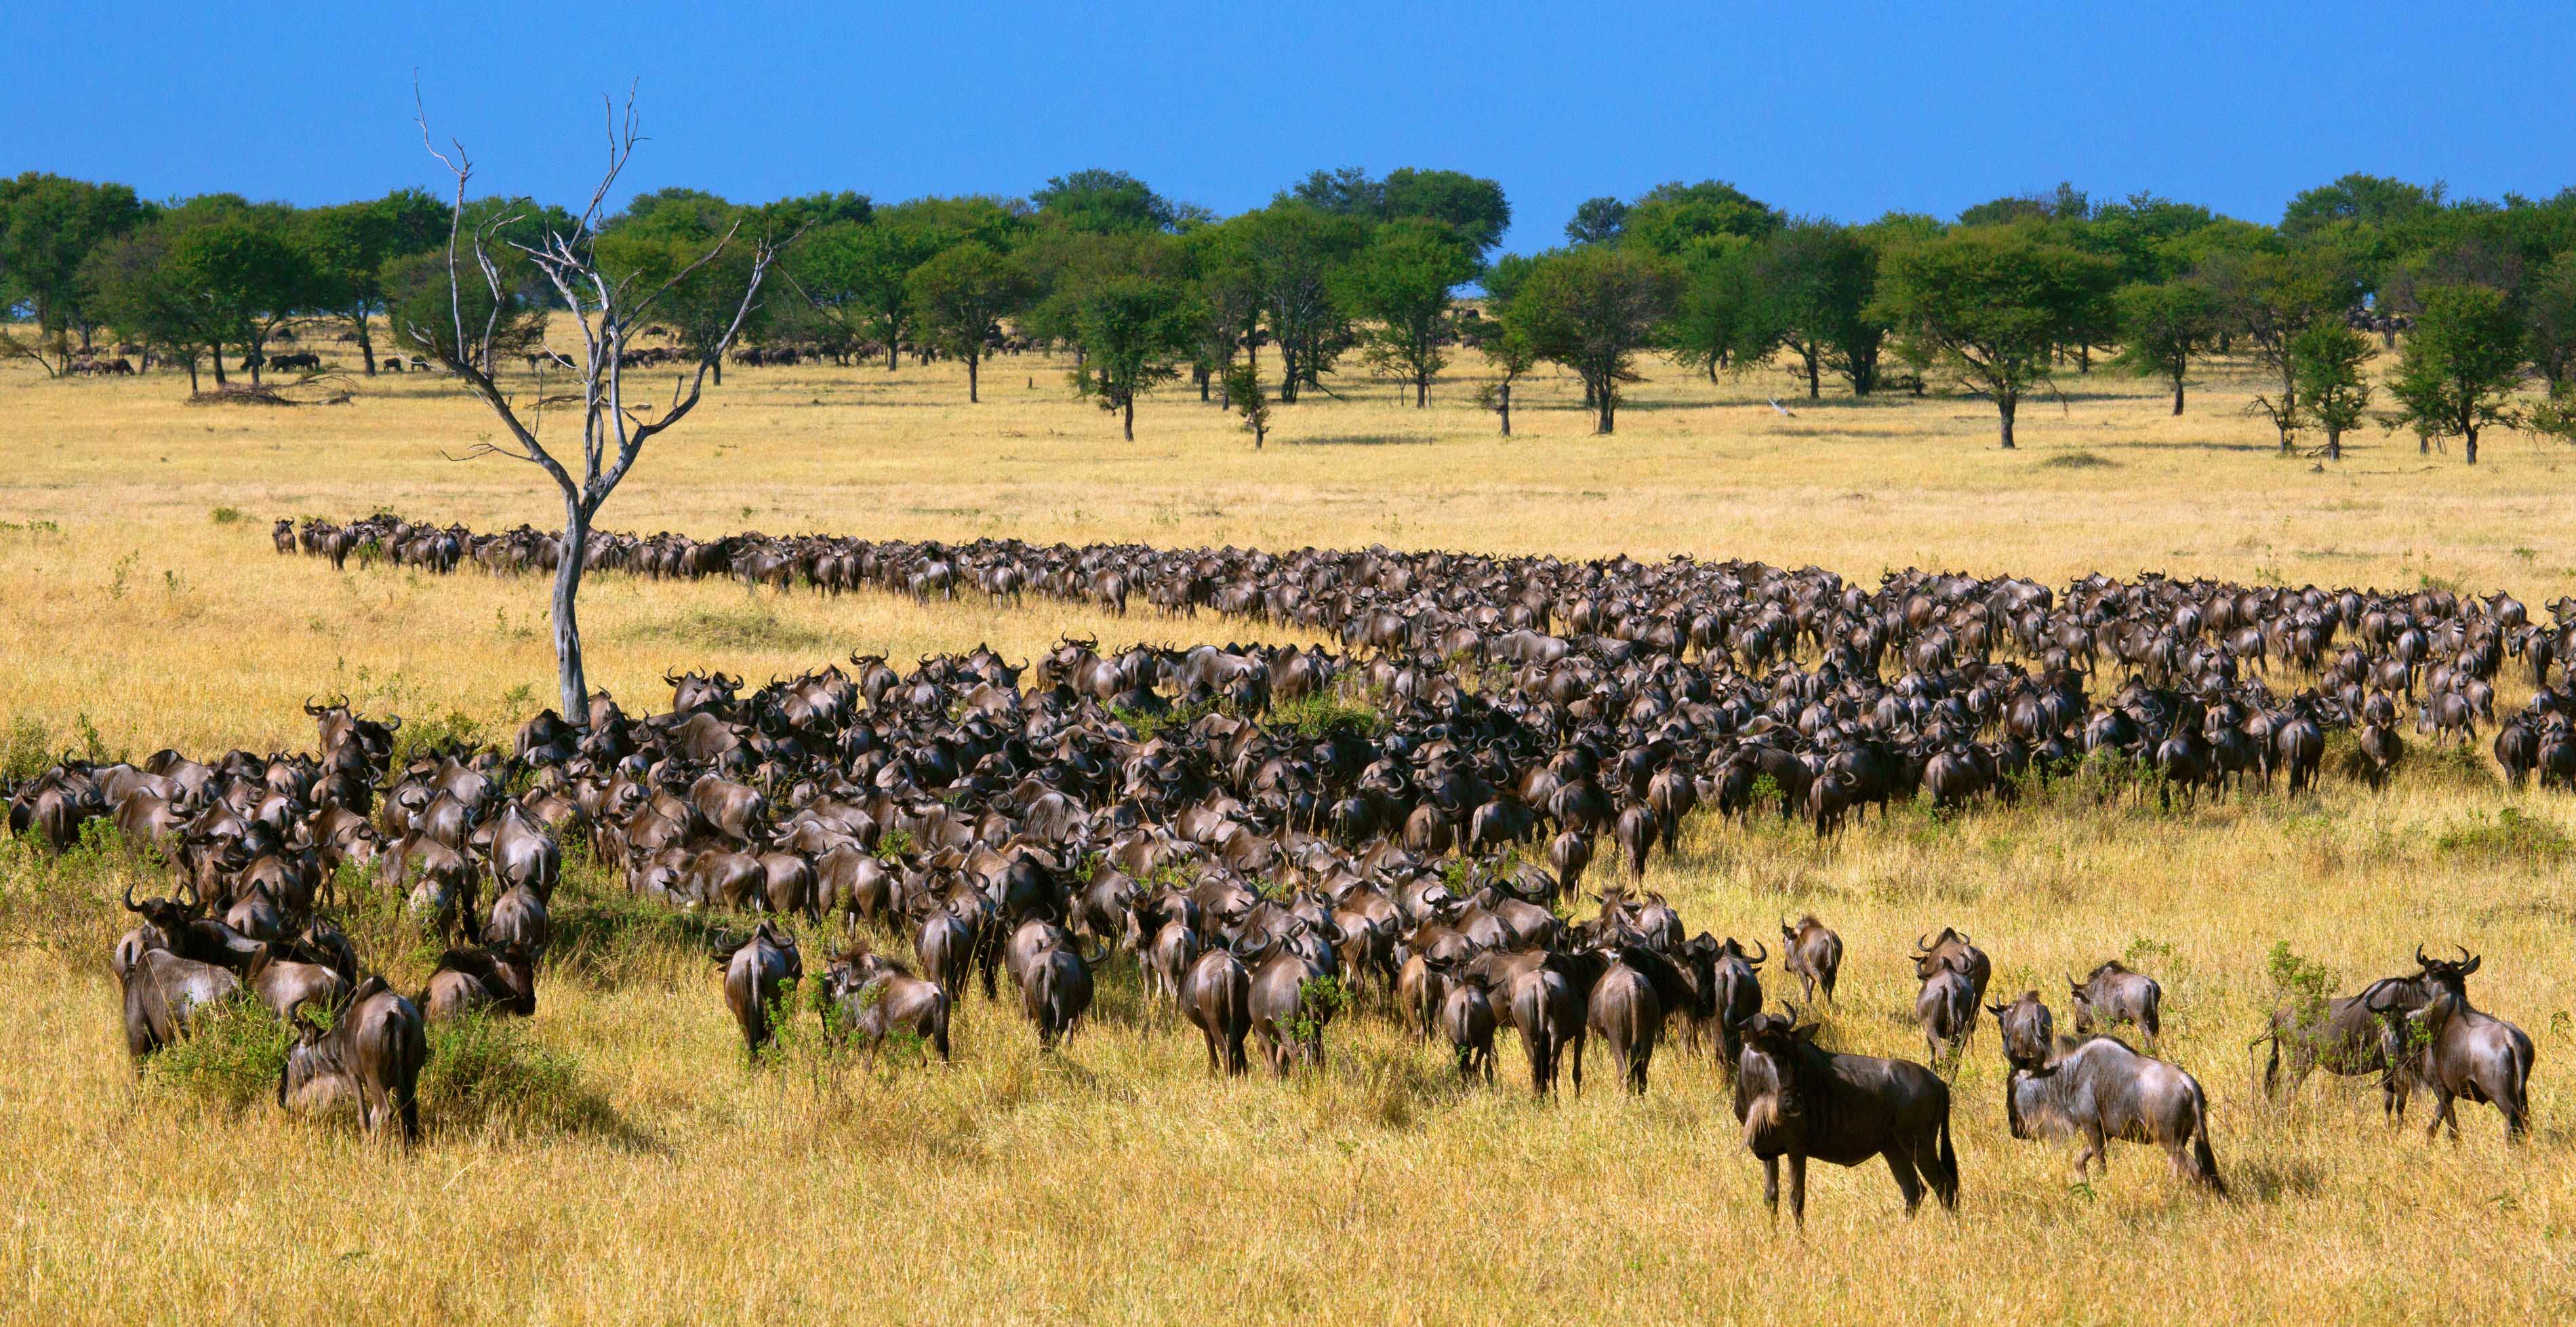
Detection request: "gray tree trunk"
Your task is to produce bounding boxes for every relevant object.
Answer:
[555,497,590,723]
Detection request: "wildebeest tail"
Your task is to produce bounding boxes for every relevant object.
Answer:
[2190,1092,2226,1195]
[1933,1107,1960,1206]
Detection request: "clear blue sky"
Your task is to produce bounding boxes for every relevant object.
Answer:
[7,1,2571,251]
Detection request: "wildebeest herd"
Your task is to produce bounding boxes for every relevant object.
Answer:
[4,511,2543,1216]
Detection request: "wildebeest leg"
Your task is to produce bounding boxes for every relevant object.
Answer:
[1569,1031,1585,1097]
[1203,1028,1222,1075]
[1885,1147,1925,1214]
[1786,1155,1808,1227]
[2428,1088,2458,1142]
[1762,1155,1782,1225]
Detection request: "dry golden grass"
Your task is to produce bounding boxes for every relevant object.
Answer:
[3,344,2575,1324]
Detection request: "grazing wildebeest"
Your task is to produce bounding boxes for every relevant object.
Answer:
[818,944,951,1062]
[1734,1012,1959,1226]
[2068,959,2162,1050]
[1705,935,1767,1069]
[2377,947,2534,1143]
[716,922,803,1057]
[1993,991,2223,1191]
[420,945,538,1019]
[1779,914,1843,1005]
[277,976,429,1143]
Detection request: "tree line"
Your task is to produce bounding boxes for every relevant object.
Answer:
[7,167,2576,459]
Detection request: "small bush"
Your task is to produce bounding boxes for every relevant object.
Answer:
[2041,450,2118,469]
[209,506,245,525]
[1267,691,1386,739]
[143,995,296,1113]
[420,1012,621,1139]
[390,707,488,769]
[2435,806,2571,860]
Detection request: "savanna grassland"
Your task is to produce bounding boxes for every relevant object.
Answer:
[4,343,2576,1325]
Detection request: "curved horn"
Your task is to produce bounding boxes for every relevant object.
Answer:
[2454,945,2472,966]
[123,883,142,913]
[1914,930,1933,954]
[2414,944,2430,969]
[1746,938,1767,965]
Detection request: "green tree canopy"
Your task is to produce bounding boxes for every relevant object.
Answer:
[1506,245,1681,433]
[2112,279,2219,415]
[1873,226,2116,448]
[1066,275,1194,439]
[1033,169,1177,235]
[1333,217,1476,405]
[0,172,150,372]
[2289,322,2373,460]
[906,241,1032,402]
[2388,283,2527,464]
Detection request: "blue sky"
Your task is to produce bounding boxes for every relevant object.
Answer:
[7,1,2571,251]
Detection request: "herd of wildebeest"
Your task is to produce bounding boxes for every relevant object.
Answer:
[1,513,2550,1223]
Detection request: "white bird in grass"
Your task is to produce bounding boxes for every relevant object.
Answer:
[1768,398,1796,417]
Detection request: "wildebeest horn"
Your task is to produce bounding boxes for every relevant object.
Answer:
[304,695,323,715]
[664,669,683,686]
[382,714,402,732]
[2413,944,2430,969]
[123,884,142,913]
[1913,931,1933,954]
[2453,945,2472,966]
[1746,938,1767,965]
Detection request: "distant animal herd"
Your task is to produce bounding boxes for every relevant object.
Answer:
[4,515,2550,1221]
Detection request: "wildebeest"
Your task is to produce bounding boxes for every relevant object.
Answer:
[2259,968,2430,1115]
[1916,951,1979,1067]
[1180,946,1253,1075]
[277,976,428,1142]
[119,948,243,1067]
[818,943,951,1062]
[2068,959,2162,1050]
[420,945,538,1019]
[716,921,803,1056]
[1734,1012,1959,1225]
[2379,947,2534,1142]
[1993,991,2223,1191]
[1779,914,1843,1005]
[1585,943,1708,1092]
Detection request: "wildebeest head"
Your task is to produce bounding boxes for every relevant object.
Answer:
[1911,926,1974,981]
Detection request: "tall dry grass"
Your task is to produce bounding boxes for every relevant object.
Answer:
[1,345,2573,1323]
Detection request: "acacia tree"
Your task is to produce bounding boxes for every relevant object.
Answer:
[1760,220,1883,398]
[907,241,1031,402]
[0,173,148,373]
[2112,279,2217,414]
[1334,218,1474,405]
[415,94,785,724]
[1874,228,2113,448]
[1662,244,1777,382]
[1507,246,1680,434]
[2387,283,2525,465]
[2289,322,2373,460]
[1066,275,1192,439]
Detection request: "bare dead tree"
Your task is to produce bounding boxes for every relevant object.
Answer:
[411,87,786,726]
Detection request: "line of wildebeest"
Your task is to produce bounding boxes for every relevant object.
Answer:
[5,517,2551,1219]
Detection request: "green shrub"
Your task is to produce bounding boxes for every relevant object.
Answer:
[2435,806,2571,860]
[209,506,245,525]
[143,994,296,1113]
[420,1012,620,1139]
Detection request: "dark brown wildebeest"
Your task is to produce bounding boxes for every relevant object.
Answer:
[1441,981,1498,1082]
[1916,951,1979,1067]
[1014,922,1100,1049]
[1993,991,2224,1191]
[482,883,550,957]
[1911,927,1991,1002]
[1779,914,1843,1005]
[244,948,348,1020]
[119,949,244,1067]
[2377,947,2534,1142]
[1180,945,1253,1076]
[1734,1011,1959,1226]
[1586,942,1708,1092]
[1705,935,1767,1070]
[2259,969,2430,1115]
[818,943,951,1062]
[716,922,803,1057]
[277,976,428,1143]
[2068,959,2162,1050]
[421,945,538,1020]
